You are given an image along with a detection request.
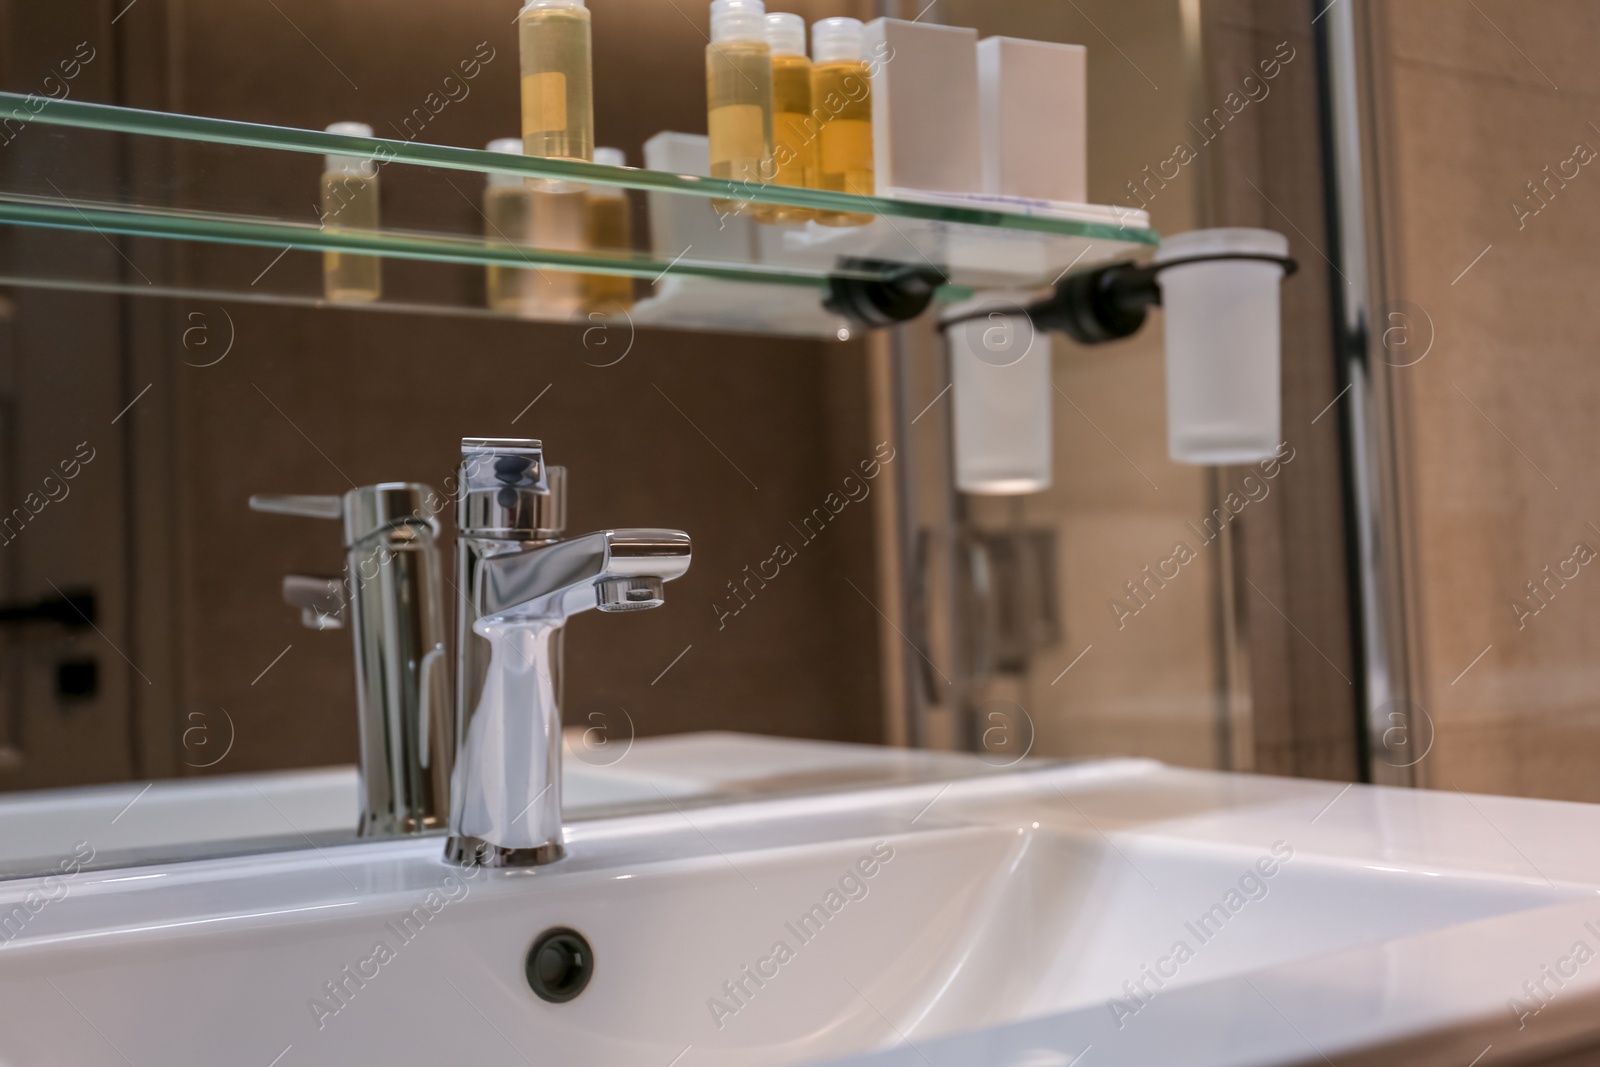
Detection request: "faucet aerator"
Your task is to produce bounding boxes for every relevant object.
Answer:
[596,575,667,612]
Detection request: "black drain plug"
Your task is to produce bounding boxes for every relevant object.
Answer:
[525,927,594,1003]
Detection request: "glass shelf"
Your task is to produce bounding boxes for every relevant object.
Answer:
[0,92,1158,337]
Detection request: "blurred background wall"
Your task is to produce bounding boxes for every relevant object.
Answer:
[1364,1,1600,802]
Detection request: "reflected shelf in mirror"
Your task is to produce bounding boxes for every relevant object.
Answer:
[0,92,1156,338]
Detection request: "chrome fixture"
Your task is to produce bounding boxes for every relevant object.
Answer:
[250,485,452,836]
[1314,2,1417,787]
[445,438,691,869]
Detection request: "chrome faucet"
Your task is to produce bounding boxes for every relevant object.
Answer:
[249,484,453,837]
[444,438,691,868]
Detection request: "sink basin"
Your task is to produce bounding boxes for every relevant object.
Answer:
[3,746,1600,1066]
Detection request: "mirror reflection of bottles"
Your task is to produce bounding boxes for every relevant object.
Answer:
[321,122,381,304]
[583,147,635,314]
[706,0,774,215]
[811,18,874,226]
[519,0,594,192]
[483,138,542,316]
[531,189,587,316]
[758,12,815,223]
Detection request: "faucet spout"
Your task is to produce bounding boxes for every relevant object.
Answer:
[476,529,692,621]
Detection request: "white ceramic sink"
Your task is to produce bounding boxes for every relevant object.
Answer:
[4,745,1600,1066]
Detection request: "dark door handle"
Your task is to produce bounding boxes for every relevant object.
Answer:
[0,591,95,628]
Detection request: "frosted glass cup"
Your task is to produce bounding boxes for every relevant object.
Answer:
[948,295,1053,495]
[1156,228,1288,465]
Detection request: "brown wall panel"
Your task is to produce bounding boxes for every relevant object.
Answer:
[0,0,884,789]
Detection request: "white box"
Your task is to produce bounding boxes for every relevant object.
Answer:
[641,131,756,268]
[636,132,848,336]
[977,36,1087,204]
[861,19,982,197]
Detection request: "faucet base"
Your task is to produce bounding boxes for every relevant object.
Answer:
[360,814,447,838]
[444,835,565,869]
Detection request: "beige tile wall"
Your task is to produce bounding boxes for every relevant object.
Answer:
[1377,0,1600,800]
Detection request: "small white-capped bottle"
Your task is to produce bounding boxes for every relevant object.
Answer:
[519,0,594,188]
[706,0,774,214]
[810,17,874,226]
[583,147,635,314]
[759,12,815,223]
[483,138,541,316]
[321,121,382,302]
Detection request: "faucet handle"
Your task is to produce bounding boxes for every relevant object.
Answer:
[459,437,565,539]
[249,494,343,520]
[252,485,442,548]
[540,466,567,538]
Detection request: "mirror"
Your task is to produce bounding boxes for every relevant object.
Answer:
[0,0,1279,877]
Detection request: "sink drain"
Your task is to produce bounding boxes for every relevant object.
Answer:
[525,927,594,1003]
